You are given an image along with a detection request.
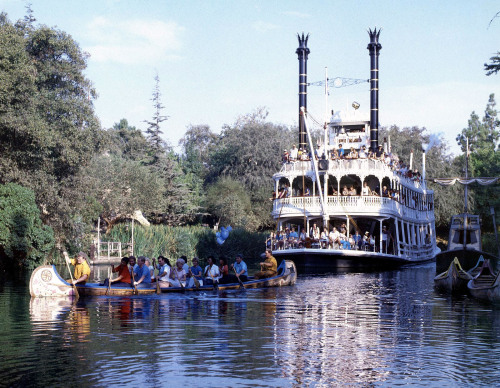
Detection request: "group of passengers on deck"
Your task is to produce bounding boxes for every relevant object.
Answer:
[281,142,422,181]
[266,223,394,253]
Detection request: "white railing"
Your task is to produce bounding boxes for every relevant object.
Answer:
[278,159,424,189]
[96,241,134,262]
[272,195,434,221]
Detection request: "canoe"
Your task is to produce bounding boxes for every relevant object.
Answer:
[30,260,297,297]
[467,259,500,302]
[434,257,472,293]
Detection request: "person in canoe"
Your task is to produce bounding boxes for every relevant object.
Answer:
[231,254,248,282]
[254,249,277,279]
[156,256,171,288]
[187,257,203,287]
[104,256,132,287]
[204,256,220,285]
[169,259,187,287]
[133,256,152,288]
[64,251,91,285]
[218,257,230,284]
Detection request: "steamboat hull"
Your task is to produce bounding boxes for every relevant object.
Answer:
[273,249,434,273]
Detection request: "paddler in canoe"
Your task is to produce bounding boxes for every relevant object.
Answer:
[253,249,277,279]
[64,251,91,285]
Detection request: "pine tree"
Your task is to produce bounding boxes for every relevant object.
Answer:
[144,74,169,163]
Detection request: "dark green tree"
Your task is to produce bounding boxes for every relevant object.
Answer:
[205,177,259,230]
[455,94,500,231]
[0,13,103,242]
[0,183,54,269]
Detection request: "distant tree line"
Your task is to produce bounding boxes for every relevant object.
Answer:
[0,10,498,269]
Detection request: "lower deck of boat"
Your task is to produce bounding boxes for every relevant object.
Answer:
[273,248,436,273]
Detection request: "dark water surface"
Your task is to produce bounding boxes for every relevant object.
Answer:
[1,263,500,387]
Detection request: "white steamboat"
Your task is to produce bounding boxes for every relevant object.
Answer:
[271,30,439,272]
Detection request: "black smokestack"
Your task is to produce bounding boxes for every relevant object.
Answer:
[367,28,382,152]
[296,33,310,150]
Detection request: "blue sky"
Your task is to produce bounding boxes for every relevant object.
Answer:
[2,0,499,155]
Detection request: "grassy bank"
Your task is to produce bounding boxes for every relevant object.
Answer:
[102,225,268,269]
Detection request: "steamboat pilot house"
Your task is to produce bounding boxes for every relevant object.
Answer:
[270,30,439,272]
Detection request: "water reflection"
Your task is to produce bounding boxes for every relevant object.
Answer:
[1,266,500,386]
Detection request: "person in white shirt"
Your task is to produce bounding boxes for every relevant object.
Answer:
[204,256,220,285]
[329,227,340,249]
[289,144,298,161]
[156,256,171,287]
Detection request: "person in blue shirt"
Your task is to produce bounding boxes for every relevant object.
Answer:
[339,144,345,158]
[133,256,152,288]
[187,257,203,287]
[352,230,363,250]
[231,254,248,282]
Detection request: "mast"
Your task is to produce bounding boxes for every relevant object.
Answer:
[367,28,382,152]
[296,33,310,150]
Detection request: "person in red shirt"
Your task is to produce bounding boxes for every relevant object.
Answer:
[106,257,132,287]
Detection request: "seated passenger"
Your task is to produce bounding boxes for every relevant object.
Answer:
[133,256,152,288]
[330,148,339,160]
[204,256,220,285]
[342,185,349,196]
[352,230,363,250]
[254,249,278,279]
[382,185,389,197]
[169,258,187,288]
[298,230,307,247]
[231,254,248,282]
[329,227,340,249]
[359,146,367,159]
[156,256,171,288]
[348,186,357,196]
[320,227,329,248]
[349,147,358,159]
[106,256,131,287]
[339,233,350,250]
[187,257,203,287]
[288,227,299,247]
[145,258,155,282]
[64,251,91,285]
[218,257,231,284]
[362,182,371,196]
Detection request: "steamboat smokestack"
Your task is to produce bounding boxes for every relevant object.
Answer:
[367,28,382,152]
[296,33,310,150]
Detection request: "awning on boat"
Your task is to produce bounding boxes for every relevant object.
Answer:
[431,177,499,186]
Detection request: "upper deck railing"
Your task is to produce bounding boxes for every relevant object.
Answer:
[272,195,434,222]
[277,158,423,189]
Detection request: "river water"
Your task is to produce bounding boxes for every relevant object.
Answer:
[1,263,499,387]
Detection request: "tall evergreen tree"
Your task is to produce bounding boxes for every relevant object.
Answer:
[144,74,168,163]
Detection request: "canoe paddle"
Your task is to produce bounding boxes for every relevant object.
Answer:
[189,269,200,289]
[130,267,138,295]
[233,266,245,289]
[63,251,79,300]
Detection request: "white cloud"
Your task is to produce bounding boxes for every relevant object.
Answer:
[252,21,279,33]
[85,17,184,64]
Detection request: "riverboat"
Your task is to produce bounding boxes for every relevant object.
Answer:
[270,30,439,273]
[29,260,297,297]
